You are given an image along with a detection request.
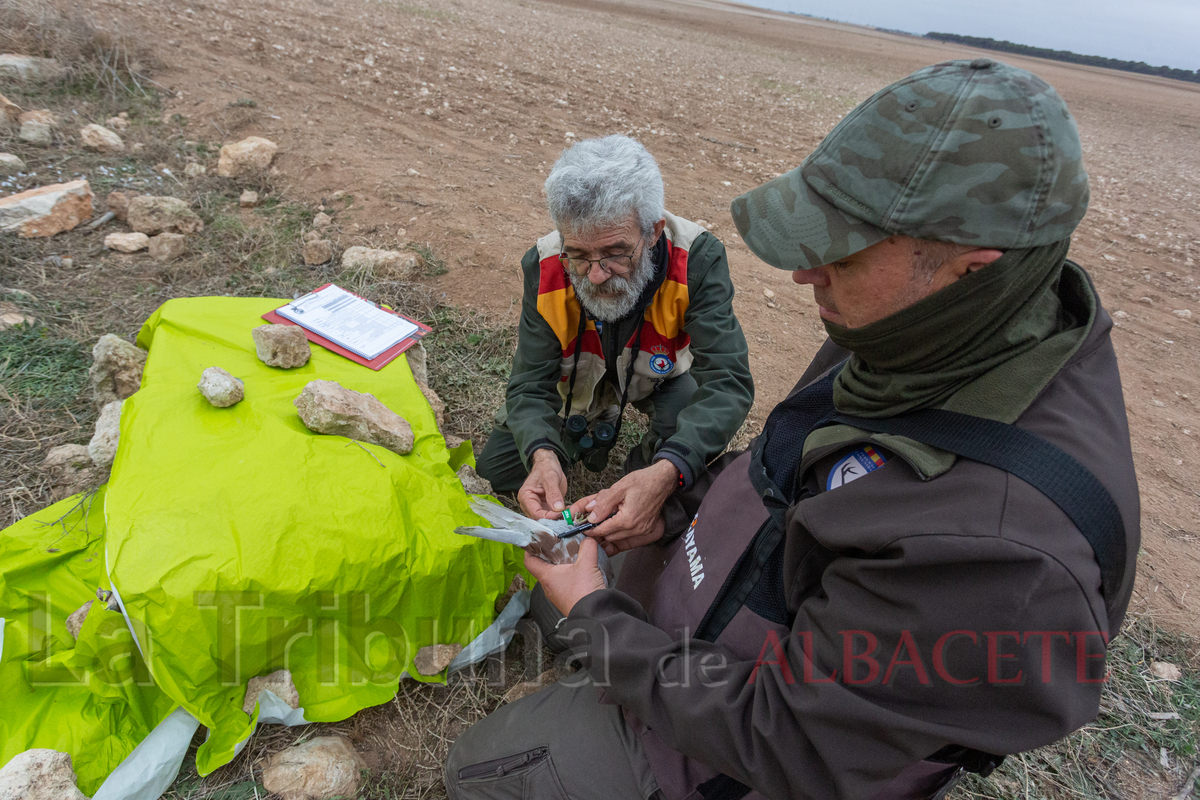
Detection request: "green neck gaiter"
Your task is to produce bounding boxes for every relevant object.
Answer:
[808,239,1097,478]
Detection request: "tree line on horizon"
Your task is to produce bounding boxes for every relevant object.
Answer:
[925,32,1200,84]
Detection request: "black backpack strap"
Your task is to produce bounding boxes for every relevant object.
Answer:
[832,409,1127,608]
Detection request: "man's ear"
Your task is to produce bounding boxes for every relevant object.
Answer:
[948,248,1004,279]
[650,218,667,245]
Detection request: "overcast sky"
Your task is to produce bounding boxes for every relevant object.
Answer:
[744,0,1200,72]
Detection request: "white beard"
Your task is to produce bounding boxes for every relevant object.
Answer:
[568,246,656,322]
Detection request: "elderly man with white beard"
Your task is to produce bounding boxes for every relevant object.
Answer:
[476,136,753,611]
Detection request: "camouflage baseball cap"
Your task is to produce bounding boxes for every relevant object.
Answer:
[730,58,1090,270]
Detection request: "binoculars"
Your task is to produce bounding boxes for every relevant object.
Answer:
[564,414,617,473]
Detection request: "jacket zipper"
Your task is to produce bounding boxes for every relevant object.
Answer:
[457,747,549,780]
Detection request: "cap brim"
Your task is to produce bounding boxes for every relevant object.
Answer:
[730,167,890,271]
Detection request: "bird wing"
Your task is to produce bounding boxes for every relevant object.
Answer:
[464,498,571,536]
[453,525,535,548]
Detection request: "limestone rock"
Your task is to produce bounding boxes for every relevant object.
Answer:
[495,573,528,615]
[253,324,311,368]
[0,749,88,800]
[261,736,365,800]
[239,190,259,208]
[502,668,560,705]
[17,119,51,146]
[88,401,123,467]
[149,232,186,262]
[127,195,203,235]
[444,433,465,449]
[312,211,332,229]
[19,109,57,128]
[243,669,300,714]
[105,115,129,131]
[0,55,64,82]
[0,179,93,238]
[65,601,93,640]
[294,380,413,455]
[183,162,206,178]
[303,238,333,265]
[198,367,244,407]
[89,334,147,407]
[104,232,149,253]
[341,246,417,278]
[457,464,492,496]
[0,153,26,175]
[43,444,94,501]
[0,302,35,330]
[106,191,133,222]
[405,341,428,386]
[420,383,445,429]
[1150,661,1182,681]
[413,643,462,675]
[217,136,277,177]
[302,230,322,243]
[80,124,124,154]
[1174,309,1193,320]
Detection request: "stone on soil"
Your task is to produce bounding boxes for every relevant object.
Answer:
[88,400,123,467]
[0,302,35,330]
[183,161,206,178]
[198,367,244,407]
[106,191,133,221]
[104,232,149,253]
[127,195,203,235]
[239,190,259,208]
[457,464,492,495]
[413,643,463,675]
[0,749,88,800]
[294,380,414,455]
[0,179,93,238]
[89,334,147,407]
[149,232,186,262]
[17,119,50,146]
[0,55,64,82]
[43,444,94,501]
[217,136,277,177]
[261,736,365,800]
[340,246,417,278]
[65,601,93,640]
[0,153,25,175]
[405,341,428,386]
[243,669,300,714]
[19,109,56,128]
[105,115,129,131]
[79,123,124,153]
[1150,661,1182,681]
[303,238,333,265]
[253,324,311,368]
[312,211,332,229]
[420,382,445,429]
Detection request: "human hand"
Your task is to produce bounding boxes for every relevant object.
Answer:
[568,460,676,555]
[524,536,607,616]
[517,449,568,519]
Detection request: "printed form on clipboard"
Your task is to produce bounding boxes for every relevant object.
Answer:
[276,284,420,361]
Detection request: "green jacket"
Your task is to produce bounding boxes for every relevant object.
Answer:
[497,212,753,487]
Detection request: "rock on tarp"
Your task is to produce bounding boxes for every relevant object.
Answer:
[0,488,178,795]
[108,297,520,774]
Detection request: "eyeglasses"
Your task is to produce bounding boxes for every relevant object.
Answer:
[558,236,645,277]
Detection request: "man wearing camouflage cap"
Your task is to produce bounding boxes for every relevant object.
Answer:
[445,59,1140,800]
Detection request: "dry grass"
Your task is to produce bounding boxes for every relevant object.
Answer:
[0,0,161,99]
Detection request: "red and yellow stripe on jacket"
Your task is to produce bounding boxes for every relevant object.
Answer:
[534,212,705,419]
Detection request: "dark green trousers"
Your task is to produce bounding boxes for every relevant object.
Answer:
[476,373,698,493]
[444,675,660,800]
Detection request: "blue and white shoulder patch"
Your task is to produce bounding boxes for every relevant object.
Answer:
[826,445,888,491]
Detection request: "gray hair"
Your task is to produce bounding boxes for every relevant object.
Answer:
[544,135,665,237]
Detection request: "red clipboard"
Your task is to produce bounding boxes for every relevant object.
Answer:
[263,283,431,371]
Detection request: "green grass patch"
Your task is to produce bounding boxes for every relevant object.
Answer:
[0,324,90,410]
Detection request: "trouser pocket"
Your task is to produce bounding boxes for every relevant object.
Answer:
[453,746,568,800]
